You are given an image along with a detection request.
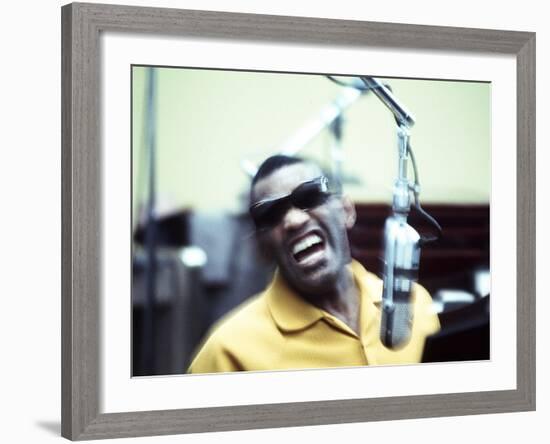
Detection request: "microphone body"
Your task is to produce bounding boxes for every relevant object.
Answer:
[380,214,421,348]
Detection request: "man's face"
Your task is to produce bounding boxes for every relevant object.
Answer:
[251,162,356,296]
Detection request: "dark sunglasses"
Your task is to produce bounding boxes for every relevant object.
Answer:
[249,176,332,230]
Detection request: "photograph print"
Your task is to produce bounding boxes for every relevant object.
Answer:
[130,66,490,377]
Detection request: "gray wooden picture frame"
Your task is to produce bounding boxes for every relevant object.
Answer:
[61,2,536,440]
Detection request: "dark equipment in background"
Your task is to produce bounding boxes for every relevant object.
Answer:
[422,296,490,363]
[132,247,204,375]
[132,212,272,376]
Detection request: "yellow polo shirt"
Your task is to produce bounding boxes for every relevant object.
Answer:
[188,260,440,373]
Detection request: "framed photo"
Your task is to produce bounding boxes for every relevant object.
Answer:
[61,2,535,440]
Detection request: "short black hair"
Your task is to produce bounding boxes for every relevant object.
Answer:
[251,154,305,188]
[249,155,307,207]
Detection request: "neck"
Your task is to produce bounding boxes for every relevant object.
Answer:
[302,266,360,333]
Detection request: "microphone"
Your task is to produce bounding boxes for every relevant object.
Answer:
[377,118,420,349]
[380,213,421,348]
[356,76,438,348]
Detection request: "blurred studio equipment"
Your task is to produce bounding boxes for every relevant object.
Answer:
[132,68,271,376]
[241,76,368,189]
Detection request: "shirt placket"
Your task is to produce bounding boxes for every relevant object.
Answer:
[321,313,369,366]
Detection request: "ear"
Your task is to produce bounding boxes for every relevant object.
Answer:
[341,195,356,230]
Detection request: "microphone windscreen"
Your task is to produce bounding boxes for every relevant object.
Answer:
[380,301,412,348]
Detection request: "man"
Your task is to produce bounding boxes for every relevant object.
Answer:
[188,155,440,373]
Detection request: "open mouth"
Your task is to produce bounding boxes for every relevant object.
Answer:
[290,233,325,265]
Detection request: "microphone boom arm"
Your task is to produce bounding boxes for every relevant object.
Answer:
[360,76,415,129]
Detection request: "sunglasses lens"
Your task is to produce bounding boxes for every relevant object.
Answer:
[251,199,289,229]
[292,182,329,209]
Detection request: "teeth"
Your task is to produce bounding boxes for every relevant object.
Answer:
[292,234,322,256]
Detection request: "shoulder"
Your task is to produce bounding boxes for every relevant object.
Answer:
[350,260,383,302]
[187,293,280,373]
[411,282,440,335]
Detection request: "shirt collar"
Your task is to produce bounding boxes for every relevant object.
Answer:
[266,260,381,332]
[351,260,382,304]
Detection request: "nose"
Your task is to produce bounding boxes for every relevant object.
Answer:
[282,206,310,231]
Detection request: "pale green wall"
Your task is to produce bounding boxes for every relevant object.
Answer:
[132,67,490,217]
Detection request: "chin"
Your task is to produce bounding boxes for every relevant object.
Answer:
[287,264,339,294]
